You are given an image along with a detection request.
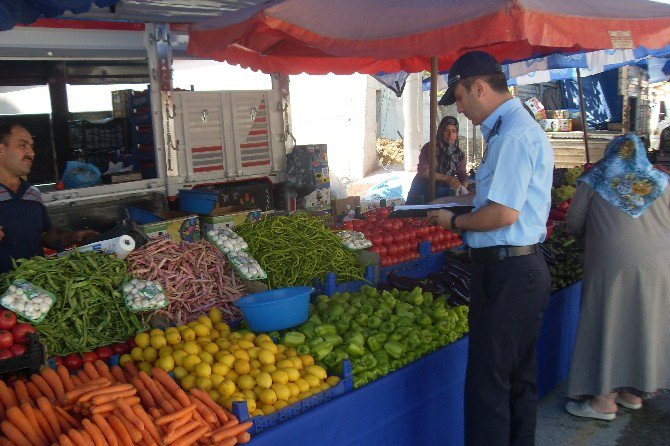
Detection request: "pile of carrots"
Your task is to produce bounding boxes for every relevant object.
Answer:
[0,360,253,446]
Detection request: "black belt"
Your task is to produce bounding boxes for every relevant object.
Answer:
[468,244,540,263]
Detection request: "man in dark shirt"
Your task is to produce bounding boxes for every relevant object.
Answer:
[0,123,97,273]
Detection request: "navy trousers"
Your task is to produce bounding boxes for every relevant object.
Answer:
[465,252,551,446]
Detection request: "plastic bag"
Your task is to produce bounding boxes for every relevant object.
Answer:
[61,160,102,189]
[286,146,317,198]
[206,228,248,254]
[336,231,372,250]
[121,279,168,312]
[0,279,57,323]
[229,252,267,281]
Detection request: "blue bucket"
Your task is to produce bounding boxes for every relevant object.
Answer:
[178,189,218,214]
[235,286,313,332]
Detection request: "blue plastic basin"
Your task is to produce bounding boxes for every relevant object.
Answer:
[235,286,313,332]
[125,206,163,224]
[178,189,218,214]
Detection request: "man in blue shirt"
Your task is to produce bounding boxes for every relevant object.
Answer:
[429,51,553,446]
[0,123,97,273]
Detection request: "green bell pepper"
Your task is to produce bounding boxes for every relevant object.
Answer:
[296,344,311,355]
[416,314,432,328]
[366,336,382,352]
[355,314,369,327]
[406,331,422,349]
[315,324,338,337]
[346,341,366,357]
[312,340,334,361]
[422,291,434,306]
[381,290,397,311]
[379,321,396,334]
[366,315,383,330]
[282,331,305,348]
[383,341,405,359]
[323,334,344,347]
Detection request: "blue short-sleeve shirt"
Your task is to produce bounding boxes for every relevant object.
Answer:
[465,98,554,248]
[0,181,52,273]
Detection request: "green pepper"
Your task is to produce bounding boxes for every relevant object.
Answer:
[421,291,434,306]
[379,321,396,334]
[323,348,348,374]
[406,331,422,349]
[366,315,383,330]
[282,331,305,348]
[334,319,351,335]
[407,287,424,306]
[316,300,330,314]
[395,301,413,316]
[355,314,369,327]
[315,324,338,337]
[346,331,365,347]
[296,344,311,355]
[346,341,366,357]
[431,305,449,320]
[373,349,389,366]
[373,308,390,321]
[396,314,415,327]
[352,352,377,373]
[366,336,382,352]
[416,314,432,328]
[311,340,334,361]
[384,341,405,359]
[307,313,322,325]
[299,322,317,339]
[381,290,397,311]
[322,334,344,347]
[359,304,374,316]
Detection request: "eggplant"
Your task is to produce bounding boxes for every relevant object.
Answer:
[447,271,470,292]
[385,272,421,291]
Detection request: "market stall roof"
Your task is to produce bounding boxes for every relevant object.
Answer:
[187,0,670,75]
[0,0,118,31]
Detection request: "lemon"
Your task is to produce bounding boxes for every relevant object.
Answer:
[149,328,164,337]
[173,342,185,352]
[234,359,251,375]
[210,373,224,388]
[223,395,244,411]
[182,354,201,372]
[232,349,250,361]
[197,315,213,329]
[216,339,232,351]
[229,343,241,352]
[208,307,223,324]
[135,332,150,349]
[284,348,298,358]
[192,323,210,338]
[258,388,277,405]
[237,374,256,391]
[214,322,230,334]
[249,368,261,378]
[217,379,236,398]
[176,324,188,332]
[236,339,254,350]
[303,374,321,388]
[282,367,300,382]
[195,362,212,378]
[165,326,179,334]
[197,337,213,345]
[242,389,256,401]
[245,398,257,412]
[165,331,181,345]
[181,327,196,341]
[142,347,158,363]
[260,405,276,415]
[211,362,229,376]
[209,329,220,340]
[270,370,289,385]
[290,357,303,370]
[286,382,300,398]
[249,359,261,370]
[276,359,294,369]
[299,355,315,367]
[137,361,153,374]
[158,346,173,358]
[254,334,272,345]
[258,342,277,354]
[251,408,264,417]
[247,347,261,360]
[226,370,239,383]
[326,376,340,387]
[242,332,256,342]
[304,365,327,380]
[180,374,195,391]
[187,321,198,328]
[274,400,289,410]
[271,383,291,401]
[155,356,175,373]
[288,396,299,405]
[258,350,275,366]
[260,364,277,374]
[130,347,144,362]
[294,378,310,393]
[276,344,286,354]
[182,340,200,355]
[119,353,132,366]
[318,383,330,392]
[198,351,214,365]
[172,350,187,366]
[208,390,220,402]
[203,342,219,355]
[173,366,188,380]
[195,377,213,392]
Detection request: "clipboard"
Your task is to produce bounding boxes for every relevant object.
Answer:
[388,204,474,218]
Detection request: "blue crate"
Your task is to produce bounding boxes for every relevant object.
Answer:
[379,258,427,283]
[422,242,466,274]
[178,189,218,214]
[314,265,375,296]
[232,359,354,435]
[47,353,120,371]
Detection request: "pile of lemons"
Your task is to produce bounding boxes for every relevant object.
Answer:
[120,307,340,417]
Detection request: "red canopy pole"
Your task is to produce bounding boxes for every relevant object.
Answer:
[428,56,438,202]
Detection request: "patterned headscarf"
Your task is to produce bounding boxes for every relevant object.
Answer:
[578,133,668,217]
[436,116,464,176]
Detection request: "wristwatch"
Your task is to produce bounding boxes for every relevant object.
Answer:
[450,214,460,231]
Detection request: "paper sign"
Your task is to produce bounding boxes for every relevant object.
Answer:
[609,31,633,49]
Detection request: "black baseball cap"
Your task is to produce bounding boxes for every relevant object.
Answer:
[438,51,503,106]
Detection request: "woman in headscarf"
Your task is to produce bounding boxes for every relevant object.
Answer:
[564,133,670,421]
[406,116,468,204]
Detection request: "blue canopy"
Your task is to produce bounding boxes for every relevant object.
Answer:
[0,0,118,31]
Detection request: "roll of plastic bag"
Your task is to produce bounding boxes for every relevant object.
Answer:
[58,235,136,259]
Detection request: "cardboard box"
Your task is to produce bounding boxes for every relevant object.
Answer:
[361,196,405,212]
[299,188,331,211]
[546,109,571,119]
[199,208,262,235]
[294,144,330,189]
[540,118,572,132]
[140,211,200,242]
[525,97,547,121]
[331,196,361,220]
[306,209,334,227]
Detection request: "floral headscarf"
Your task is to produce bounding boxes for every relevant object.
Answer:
[436,116,464,176]
[578,133,668,217]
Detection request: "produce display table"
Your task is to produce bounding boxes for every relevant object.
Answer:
[249,281,583,446]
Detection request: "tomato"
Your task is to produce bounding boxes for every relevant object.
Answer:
[0,348,12,360]
[387,245,398,256]
[95,346,113,362]
[382,234,393,245]
[126,337,137,349]
[11,323,36,346]
[9,344,26,357]
[382,221,394,231]
[63,353,83,371]
[0,330,13,349]
[371,234,383,246]
[377,245,387,256]
[52,356,64,366]
[81,351,98,363]
[0,310,17,330]
[111,343,130,355]
[342,221,354,230]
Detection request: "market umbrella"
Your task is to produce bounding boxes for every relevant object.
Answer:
[188,0,670,200]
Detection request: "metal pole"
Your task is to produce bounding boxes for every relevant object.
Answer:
[576,68,590,164]
[428,56,438,202]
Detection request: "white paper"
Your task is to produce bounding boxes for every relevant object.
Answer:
[394,203,465,211]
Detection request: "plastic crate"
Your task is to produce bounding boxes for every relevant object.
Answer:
[423,243,466,274]
[178,189,219,215]
[0,333,46,376]
[378,258,427,284]
[231,359,353,435]
[46,353,120,371]
[314,265,376,296]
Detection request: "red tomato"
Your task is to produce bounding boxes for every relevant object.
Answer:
[377,245,387,256]
[95,346,114,362]
[0,310,17,330]
[382,234,393,245]
[342,221,354,230]
[126,337,137,349]
[382,221,395,231]
[9,344,26,357]
[112,342,130,355]
[370,234,383,246]
[11,323,36,346]
[81,351,98,363]
[387,245,398,256]
[52,356,64,366]
[63,353,83,371]
[0,330,13,349]
[0,348,12,360]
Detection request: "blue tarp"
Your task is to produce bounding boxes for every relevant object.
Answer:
[559,69,622,129]
[0,0,118,31]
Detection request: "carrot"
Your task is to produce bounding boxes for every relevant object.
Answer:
[112,409,142,443]
[79,383,134,403]
[36,397,61,439]
[57,433,76,446]
[21,402,50,445]
[221,419,239,429]
[138,389,157,410]
[169,425,209,446]
[30,374,56,402]
[81,419,106,446]
[190,390,229,424]
[89,396,140,415]
[75,370,89,385]
[6,406,41,446]
[62,378,110,405]
[0,397,5,421]
[55,411,74,433]
[92,360,113,381]
[67,428,89,446]
[122,362,139,379]
[166,415,192,436]
[155,405,195,426]
[216,439,238,446]
[55,365,75,393]
[235,431,250,444]
[40,367,65,402]
[163,422,203,445]
[82,362,101,381]
[90,388,136,406]
[54,406,79,430]
[150,369,190,408]
[106,415,134,446]
[91,414,118,446]
[0,437,16,446]
[131,403,161,445]
[1,419,32,446]
[148,408,161,419]
[13,380,32,405]
[110,366,128,384]
[68,373,82,388]
[115,397,143,431]
[211,422,253,443]
[24,382,42,404]
[0,380,19,408]
[188,395,217,425]
[137,372,165,407]
[33,409,56,444]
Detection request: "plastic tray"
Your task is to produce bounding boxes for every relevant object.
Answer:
[231,359,353,435]
[314,265,375,296]
[0,333,47,376]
